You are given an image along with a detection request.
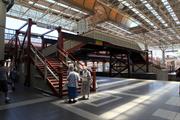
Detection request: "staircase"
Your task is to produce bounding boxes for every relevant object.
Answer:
[47,57,82,95]
[30,44,83,96]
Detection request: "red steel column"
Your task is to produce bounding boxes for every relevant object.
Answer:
[25,18,32,87]
[59,63,63,97]
[57,27,63,50]
[15,30,19,64]
[92,64,96,92]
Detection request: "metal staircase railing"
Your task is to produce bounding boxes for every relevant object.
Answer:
[58,48,84,71]
[58,48,97,91]
[30,44,61,95]
[30,44,59,80]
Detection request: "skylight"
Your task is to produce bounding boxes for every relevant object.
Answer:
[140,0,168,27]
[45,0,88,15]
[28,1,81,19]
[161,0,180,25]
[118,0,157,29]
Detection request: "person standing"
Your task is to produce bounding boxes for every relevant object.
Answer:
[10,66,17,91]
[0,60,10,103]
[81,67,92,100]
[67,64,80,103]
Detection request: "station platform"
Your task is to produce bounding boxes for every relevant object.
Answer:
[0,77,179,120]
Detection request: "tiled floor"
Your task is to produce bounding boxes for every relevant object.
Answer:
[0,77,179,120]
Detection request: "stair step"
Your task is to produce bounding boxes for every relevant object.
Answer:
[62,78,67,81]
[47,76,57,79]
[52,82,59,85]
[53,84,59,88]
[49,80,58,82]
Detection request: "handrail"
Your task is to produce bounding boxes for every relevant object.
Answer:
[149,57,167,69]
[30,45,59,81]
[58,49,84,71]
[59,48,84,67]
[30,44,45,60]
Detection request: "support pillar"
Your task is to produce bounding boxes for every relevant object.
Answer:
[127,52,131,77]
[41,36,45,49]
[57,27,63,50]
[159,40,167,66]
[92,66,96,92]
[59,63,63,97]
[144,41,149,72]
[162,49,166,65]
[24,19,32,87]
[15,30,19,64]
[145,50,149,72]
[102,61,105,72]
[0,0,7,60]
[109,52,112,77]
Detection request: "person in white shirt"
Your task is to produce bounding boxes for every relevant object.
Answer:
[81,66,92,100]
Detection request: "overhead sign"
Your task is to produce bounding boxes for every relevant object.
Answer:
[96,40,103,45]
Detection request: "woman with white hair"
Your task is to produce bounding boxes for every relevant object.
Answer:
[67,64,80,103]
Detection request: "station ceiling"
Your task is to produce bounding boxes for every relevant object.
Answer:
[7,0,180,47]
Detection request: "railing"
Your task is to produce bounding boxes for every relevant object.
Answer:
[58,48,97,91]
[149,57,167,69]
[58,48,84,71]
[30,44,59,81]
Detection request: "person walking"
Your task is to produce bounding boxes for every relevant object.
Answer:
[0,60,10,103]
[67,64,80,103]
[81,66,92,100]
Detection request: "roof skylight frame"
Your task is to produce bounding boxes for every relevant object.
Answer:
[28,1,81,19]
[140,0,168,27]
[8,3,78,32]
[45,0,88,15]
[161,0,180,25]
[118,0,158,29]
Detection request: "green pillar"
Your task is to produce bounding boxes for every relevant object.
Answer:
[0,0,7,60]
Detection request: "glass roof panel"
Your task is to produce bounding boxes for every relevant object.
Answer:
[140,0,167,27]
[161,0,180,25]
[119,0,157,29]
[7,3,77,32]
[45,0,88,15]
[6,17,26,29]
